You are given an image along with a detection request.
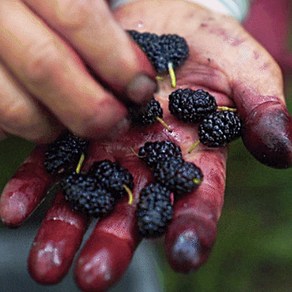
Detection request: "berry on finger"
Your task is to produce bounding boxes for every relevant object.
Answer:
[136,183,173,238]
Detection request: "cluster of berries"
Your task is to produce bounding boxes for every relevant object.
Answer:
[61,160,133,219]
[44,132,134,219]
[169,88,242,147]
[128,30,241,148]
[136,140,203,238]
[129,88,242,148]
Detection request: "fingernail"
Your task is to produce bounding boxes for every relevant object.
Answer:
[126,74,157,104]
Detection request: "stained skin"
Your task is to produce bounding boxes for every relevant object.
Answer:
[0,1,292,291]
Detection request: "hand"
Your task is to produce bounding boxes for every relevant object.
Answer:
[1,0,292,291]
[0,0,156,143]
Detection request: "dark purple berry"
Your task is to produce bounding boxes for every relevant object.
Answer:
[169,88,217,123]
[44,132,89,176]
[138,140,182,168]
[61,172,115,218]
[153,157,203,196]
[198,110,242,147]
[88,160,134,199]
[136,183,173,238]
[129,97,163,126]
[128,30,189,73]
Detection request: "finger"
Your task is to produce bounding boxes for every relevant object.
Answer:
[74,155,151,291]
[0,1,128,139]
[165,148,227,272]
[0,62,62,143]
[22,0,157,104]
[0,146,53,226]
[28,192,89,284]
[231,63,292,168]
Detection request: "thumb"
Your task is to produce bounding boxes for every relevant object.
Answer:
[231,41,292,168]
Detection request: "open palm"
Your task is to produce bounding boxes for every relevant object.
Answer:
[1,1,292,291]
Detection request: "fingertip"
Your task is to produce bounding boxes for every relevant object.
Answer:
[125,73,158,105]
[165,215,217,273]
[75,232,133,292]
[242,101,292,168]
[28,193,88,284]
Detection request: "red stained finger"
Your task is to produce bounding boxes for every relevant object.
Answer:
[23,0,157,105]
[233,86,292,168]
[74,159,151,292]
[28,192,89,284]
[75,204,139,292]
[0,146,53,227]
[165,149,227,273]
[0,1,128,139]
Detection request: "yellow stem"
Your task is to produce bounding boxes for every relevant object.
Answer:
[156,75,164,81]
[156,117,172,132]
[168,62,176,88]
[193,177,202,185]
[217,106,237,112]
[75,153,85,174]
[129,146,140,157]
[187,140,200,154]
[123,184,134,205]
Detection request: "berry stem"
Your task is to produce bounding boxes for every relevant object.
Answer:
[187,140,200,154]
[193,177,202,185]
[168,62,176,88]
[75,153,85,174]
[156,117,172,132]
[217,106,237,112]
[129,147,141,158]
[156,76,164,81]
[123,184,134,205]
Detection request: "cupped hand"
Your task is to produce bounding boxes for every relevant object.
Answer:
[1,0,292,291]
[0,0,156,143]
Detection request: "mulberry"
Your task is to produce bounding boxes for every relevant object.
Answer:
[136,183,173,238]
[198,110,242,147]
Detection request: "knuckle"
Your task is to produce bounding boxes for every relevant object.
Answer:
[53,0,90,31]
[22,38,62,84]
